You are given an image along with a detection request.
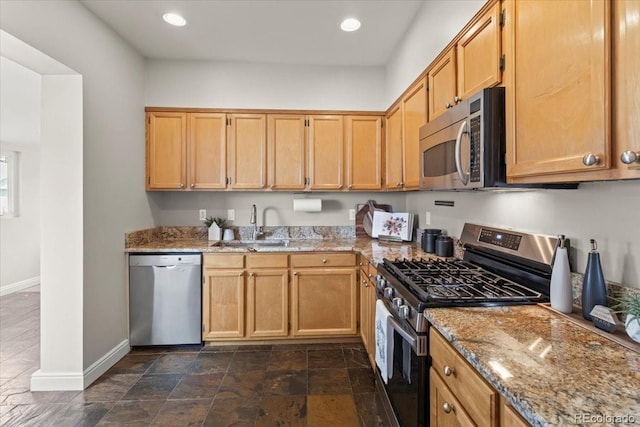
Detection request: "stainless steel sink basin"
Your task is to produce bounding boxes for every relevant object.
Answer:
[214,239,289,248]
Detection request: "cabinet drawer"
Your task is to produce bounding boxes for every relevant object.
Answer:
[204,254,244,268]
[246,253,288,269]
[430,367,476,426]
[430,329,497,426]
[291,253,356,268]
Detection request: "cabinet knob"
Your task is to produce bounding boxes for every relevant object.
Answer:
[348,184,353,189]
[190,183,195,188]
[620,150,639,165]
[249,272,254,277]
[443,402,453,414]
[362,280,368,287]
[582,153,600,167]
[445,102,453,109]
[238,272,243,277]
[293,271,298,276]
[270,184,275,189]
[180,183,184,188]
[322,259,327,264]
[443,365,454,376]
[454,96,461,104]
[396,182,403,187]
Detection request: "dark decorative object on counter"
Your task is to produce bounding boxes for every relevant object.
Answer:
[582,239,607,321]
[435,235,454,257]
[421,229,442,253]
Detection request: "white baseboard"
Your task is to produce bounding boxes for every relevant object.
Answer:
[0,277,40,296]
[30,339,130,391]
[83,339,130,388]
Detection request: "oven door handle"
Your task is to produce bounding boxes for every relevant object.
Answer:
[387,315,417,350]
[454,120,469,185]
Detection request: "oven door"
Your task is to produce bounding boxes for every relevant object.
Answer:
[377,303,429,427]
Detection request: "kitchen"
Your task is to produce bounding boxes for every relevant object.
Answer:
[0,0,639,426]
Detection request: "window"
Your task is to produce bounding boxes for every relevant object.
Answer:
[0,150,19,217]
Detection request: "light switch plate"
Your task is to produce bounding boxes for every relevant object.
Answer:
[425,211,431,226]
[199,209,207,221]
[349,209,356,221]
[227,209,235,221]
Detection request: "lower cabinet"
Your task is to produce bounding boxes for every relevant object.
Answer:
[359,257,377,368]
[203,252,358,341]
[430,328,498,426]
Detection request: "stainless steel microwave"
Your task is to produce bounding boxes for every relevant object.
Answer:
[419,87,506,190]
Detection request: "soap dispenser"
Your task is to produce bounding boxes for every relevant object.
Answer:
[581,239,607,320]
[550,235,572,313]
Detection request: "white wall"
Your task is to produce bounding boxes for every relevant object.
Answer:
[156,191,406,228]
[0,1,153,382]
[407,181,640,288]
[146,60,387,111]
[386,0,485,104]
[0,57,41,292]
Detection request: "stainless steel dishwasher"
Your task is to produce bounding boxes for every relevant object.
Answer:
[129,253,202,346]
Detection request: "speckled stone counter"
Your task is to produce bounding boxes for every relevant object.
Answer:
[424,305,640,426]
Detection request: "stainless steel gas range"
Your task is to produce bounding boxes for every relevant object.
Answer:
[373,223,565,427]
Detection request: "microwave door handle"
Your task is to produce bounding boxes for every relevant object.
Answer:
[454,121,469,185]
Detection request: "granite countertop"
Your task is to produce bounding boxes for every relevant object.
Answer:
[425,305,640,427]
[124,230,639,425]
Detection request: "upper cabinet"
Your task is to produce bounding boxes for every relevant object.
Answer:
[428,2,502,121]
[146,111,187,190]
[189,113,227,190]
[267,114,307,190]
[227,114,267,189]
[504,0,610,181]
[307,115,344,191]
[402,78,427,190]
[384,105,403,190]
[345,115,383,190]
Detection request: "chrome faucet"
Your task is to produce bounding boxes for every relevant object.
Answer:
[250,204,263,240]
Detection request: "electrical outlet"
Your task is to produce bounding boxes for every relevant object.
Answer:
[227,209,235,221]
[425,211,431,226]
[199,209,207,221]
[349,209,356,221]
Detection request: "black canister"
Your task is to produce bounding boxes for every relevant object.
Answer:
[581,239,607,320]
[435,235,454,257]
[422,229,442,253]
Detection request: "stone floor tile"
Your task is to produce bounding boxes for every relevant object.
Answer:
[53,401,115,427]
[268,350,307,371]
[229,351,271,372]
[0,403,67,427]
[307,349,346,369]
[121,374,182,401]
[344,346,371,368]
[308,368,352,395]
[203,396,259,426]
[263,370,307,396]
[236,344,272,352]
[189,351,234,374]
[97,399,164,425]
[73,374,140,402]
[307,394,360,427]
[147,352,198,374]
[348,367,377,393]
[150,398,211,426]
[216,371,266,401]
[353,391,392,427]
[106,353,159,375]
[168,373,224,400]
[1,387,80,406]
[201,344,238,353]
[255,395,306,427]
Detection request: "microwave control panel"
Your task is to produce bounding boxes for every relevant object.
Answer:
[469,116,481,183]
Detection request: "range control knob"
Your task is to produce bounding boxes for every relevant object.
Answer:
[398,305,410,319]
[392,297,403,309]
[375,277,387,291]
[384,287,394,299]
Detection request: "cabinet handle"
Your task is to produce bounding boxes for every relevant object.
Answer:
[190,183,195,188]
[443,365,454,376]
[620,150,640,165]
[180,183,184,188]
[322,259,327,264]
[443,402,453,414]
[362,279,367,286]
[396,182,403,187]
[293,272,298,276]
[454,96,461,104]
[270,184,275,189]
[249,272,254,277]
[445,102,452,109]
[238,272,243,276]
[348,184,353,189]
[582,153,600,167]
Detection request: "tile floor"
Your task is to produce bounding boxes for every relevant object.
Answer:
[0,288,391,426]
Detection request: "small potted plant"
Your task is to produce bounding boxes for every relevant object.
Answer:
[204,216,226,241]
[612,292,640,343]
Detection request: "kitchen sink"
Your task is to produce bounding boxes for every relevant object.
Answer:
[213,239,290,248]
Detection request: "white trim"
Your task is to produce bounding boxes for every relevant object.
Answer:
[83,339,130,388]
[30,339,130,391]
[0,276,40,296]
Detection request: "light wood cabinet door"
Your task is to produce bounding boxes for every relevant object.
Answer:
[501,400,530,427]
[345,115,382,190]
[428,49,458,121]
[359,262,376,368]
[430,367,476,427]
[402,78,427,190]
[613,0,640,178]
[203,268,245,339]
[307,115,344,190]
[384,105,403,190]
[146,112,187,190]
[188,113,227,189]
[227,113,267,189]
[505,0,610,180]
[457,2,502,101]
[246,269,289,338]
[267,114,307,190]
[291,267,357,336]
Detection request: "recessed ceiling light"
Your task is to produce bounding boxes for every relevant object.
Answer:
[163,13,187,27]
[340,18,361,32]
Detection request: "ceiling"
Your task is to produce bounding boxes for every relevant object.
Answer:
[80,0,425,67]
